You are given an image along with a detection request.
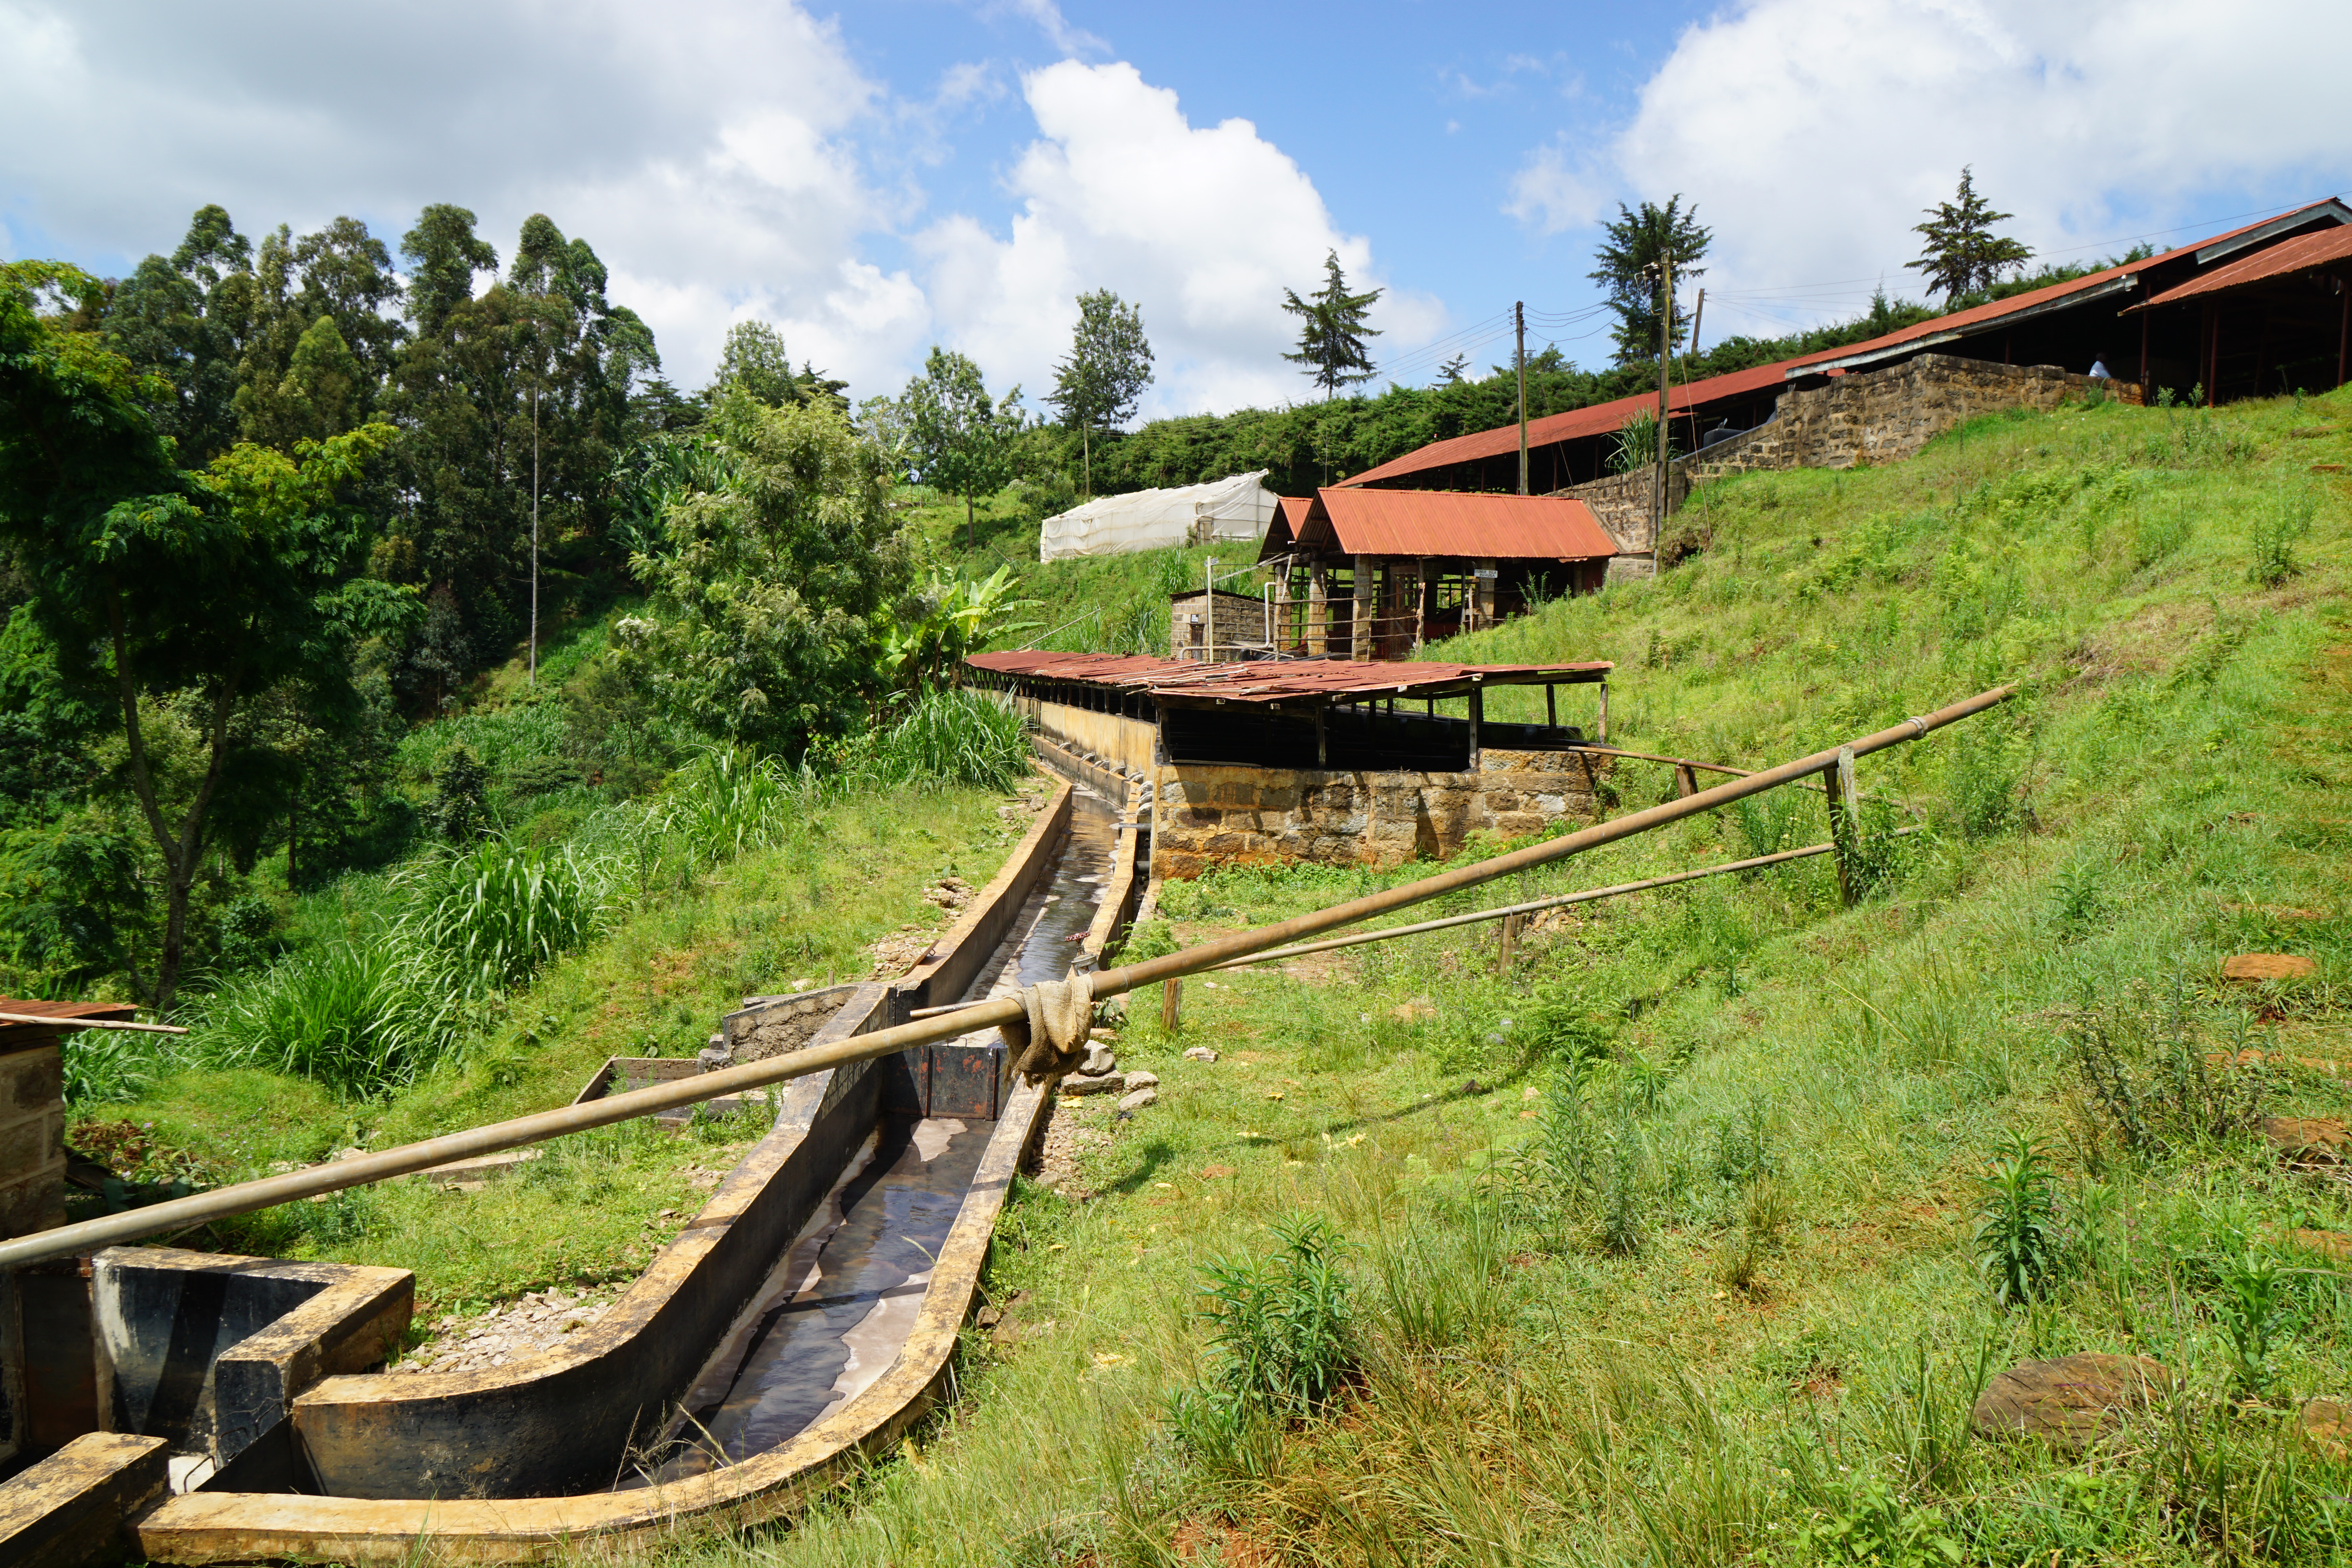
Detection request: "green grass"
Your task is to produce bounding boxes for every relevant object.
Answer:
[73,769,1030,1311]
[612,387,2352,1567]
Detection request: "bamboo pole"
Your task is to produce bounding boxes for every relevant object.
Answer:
[0,686,2010,1272]
[0,1012,187,1036]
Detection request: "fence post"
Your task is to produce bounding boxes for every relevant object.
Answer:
[1161,976,1182,1031]
[1823,744,1860,906]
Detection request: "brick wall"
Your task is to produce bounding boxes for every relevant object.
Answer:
[1152,748,1613,879]
[0,1042,66,1238]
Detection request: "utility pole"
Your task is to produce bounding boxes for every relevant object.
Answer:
[529,386,540,684]
[1515,301,1529,495]
[1654,253,1673,550]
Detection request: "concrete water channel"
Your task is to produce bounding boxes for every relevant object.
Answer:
[4,769,1145,1565]
[650,793,1118,1483]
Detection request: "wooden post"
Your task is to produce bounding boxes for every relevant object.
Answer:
[1497,912,1519,968]
[1675,763,1698,799]
[1467,684,1482,770]
[1161,977,1181,1031]
[1414,559,1432,653]
[1472,557,1497,630]
[1823,743,1860,906]
[1596,680,1608,744]
[1314,703,1327,768]
[1352,555,1375,662]
[1307,561,1328,656]
[2339,275,2348,388]
[1545,684,1557,732]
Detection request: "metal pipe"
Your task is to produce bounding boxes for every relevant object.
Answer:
[1209,828,1920,971]
[0,685,2010,1271]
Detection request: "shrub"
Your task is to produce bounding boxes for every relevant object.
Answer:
[2065,980,2267,1157]
[2248,483,2315,588]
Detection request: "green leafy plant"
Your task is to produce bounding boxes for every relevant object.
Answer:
[1776,1473,1963,1567]
[1973,1130,2067,1308]
[2248,483,2315,588]
[2213,1248,2290,1399]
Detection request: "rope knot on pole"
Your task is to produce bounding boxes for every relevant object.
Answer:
[1001,973,1095,1083]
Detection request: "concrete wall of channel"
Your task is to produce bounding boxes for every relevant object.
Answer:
[1002,694,1158,779]
[1152,747,1613,880]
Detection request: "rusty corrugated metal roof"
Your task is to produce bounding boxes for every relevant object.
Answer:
[966,650,1611,705]
[1317,487,1618,559]
[1336,362,1789,487]
[2133,225,2352,309]
[1337,199,2352,489]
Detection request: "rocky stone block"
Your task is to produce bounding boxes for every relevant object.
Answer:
[1971,1353,2171,1451]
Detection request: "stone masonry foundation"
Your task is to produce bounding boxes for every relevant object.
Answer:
[1152,748,1613,879]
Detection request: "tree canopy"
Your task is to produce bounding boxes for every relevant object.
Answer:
[1046,289,1152,496]
[1589,197,1711,367]
[902,347,1023,544]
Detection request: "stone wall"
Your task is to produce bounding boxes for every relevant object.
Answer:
[1550,467,1678,557]
[1682,354,2143,481]
[0,1042,64,1238]
[1152,747,1613,879]
[1169,590,1270,661]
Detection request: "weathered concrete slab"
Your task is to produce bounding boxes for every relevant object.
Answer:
[0,1430,168,1568]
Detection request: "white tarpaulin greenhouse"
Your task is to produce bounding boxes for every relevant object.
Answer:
[1037,470,1279,561]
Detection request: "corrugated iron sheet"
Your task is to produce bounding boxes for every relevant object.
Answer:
[1337,200,2351,489]
[1318,488,1618,559]
[2135,225,2352,309]
[966,650,1611,705]
[1336,363,1788,486]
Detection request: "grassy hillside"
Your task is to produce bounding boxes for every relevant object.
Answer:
[654,388,2352,1567]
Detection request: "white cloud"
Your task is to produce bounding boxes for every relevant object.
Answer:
[0,4,1426,411]
[0,0,920,388]
[916,62,1433,417]
[1515,0,2352,335]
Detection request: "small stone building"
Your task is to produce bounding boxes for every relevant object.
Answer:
[1168,589,1272,662]
[968,650,1617,878]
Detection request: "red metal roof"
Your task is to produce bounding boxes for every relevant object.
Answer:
[1338,200,2352,489]
[1337,363,1789,487]
[1311,487,1618,559]
[967,650,1611,705]
[2134,225,2352,309]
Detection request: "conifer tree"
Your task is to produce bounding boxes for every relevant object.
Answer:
[1281,250,1384,399]
[1907,168,2034,303]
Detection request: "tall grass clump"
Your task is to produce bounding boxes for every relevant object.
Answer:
[197,835,619,1100]
[841,687,1031,793]
[198,942,457,1098]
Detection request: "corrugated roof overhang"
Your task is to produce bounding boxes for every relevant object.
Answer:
[967,650,1610,710]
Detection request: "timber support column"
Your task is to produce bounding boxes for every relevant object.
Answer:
[1307,562,1329,656]
[1473,558,1498,631]
[1352,555,1376,662]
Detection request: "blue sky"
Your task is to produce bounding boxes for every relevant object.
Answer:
[4,0,2346,418]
